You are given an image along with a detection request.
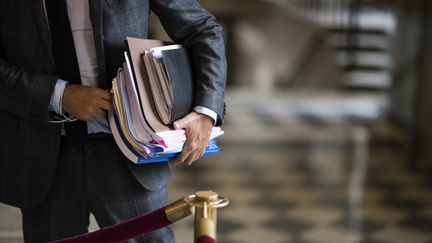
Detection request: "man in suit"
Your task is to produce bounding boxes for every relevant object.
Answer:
[0,0,226,242]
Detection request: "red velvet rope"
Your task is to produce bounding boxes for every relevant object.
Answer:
[196,235,216,243]
[50,207,171,243]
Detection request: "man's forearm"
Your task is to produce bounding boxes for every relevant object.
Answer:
[150,0,227,125]
[0,58,58,122]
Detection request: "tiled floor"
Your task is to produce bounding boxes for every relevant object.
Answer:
[168,91,432,243]
[1,90,432,243]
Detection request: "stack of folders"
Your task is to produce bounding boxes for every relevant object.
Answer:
[109,37,224,164]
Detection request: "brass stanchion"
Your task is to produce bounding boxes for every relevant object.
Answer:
[164,197,195,223]
[185,191,229,242]
[52,191,228,243]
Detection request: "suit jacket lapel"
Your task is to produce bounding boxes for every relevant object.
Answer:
[28,0,56,69]
[89,0,108,89]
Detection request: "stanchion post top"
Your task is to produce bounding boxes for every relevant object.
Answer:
[195,191,219,202]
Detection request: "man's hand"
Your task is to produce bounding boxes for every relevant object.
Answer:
[62,84,114,121]
[169,111,214,165]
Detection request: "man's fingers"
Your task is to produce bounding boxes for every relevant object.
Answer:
[170,140,193,164]
[173,113,194,130]
[97,98,114,112]
[184,152,198,166]
[169,147,205,165]
[185,150,204,166]
[173,120,185,130]
[99,89,112,101]
[172,139,207,165]
[170,137,198,164]
[79,109,102,121]
[170,150,190,164]
[193,145,207,163]
[169,112,214,166]
[194,149,205,162]
[63,85,114,121]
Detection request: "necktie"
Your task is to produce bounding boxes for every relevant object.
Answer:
[46,0,87,145]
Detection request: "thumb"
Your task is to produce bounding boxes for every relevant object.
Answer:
[173,116,188,130]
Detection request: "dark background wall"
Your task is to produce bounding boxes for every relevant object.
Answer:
[390,0,432,170]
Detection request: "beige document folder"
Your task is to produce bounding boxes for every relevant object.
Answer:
[125,37,169,132]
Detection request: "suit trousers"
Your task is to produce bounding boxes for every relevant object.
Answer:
[20,134,175,243]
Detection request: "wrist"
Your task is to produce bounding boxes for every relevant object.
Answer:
[193,106,217,126]
[49,79,68,114]
[59,84,67,115]
[195,112,213,127]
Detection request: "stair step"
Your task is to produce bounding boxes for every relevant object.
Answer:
[328,27,388,36]
[334,46,387,52]
[327,32,390,50]
[336,51,393,68]
[343,65,390,72]
[343,70,392,89]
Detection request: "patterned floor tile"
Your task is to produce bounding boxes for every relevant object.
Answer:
[261,216,315,234]
[238,179,285,194]
[213,186,262,205]
[359,206,408,224]
[376,171,423,186]
[172,222,194,243]
[250,196,298,212]
[217,218,246,235]
[273,187,322,206]
[285,205,343,226]
[419,204,432,219]
[226,225,291,243]
[398,188,432,203]
[399,215,432,234]
[197,170,249,185]
[371,226,432,243]
[358,239,393,243]
[362,188,389,206]
[291,240,323,243]
[332,215,385,234]
[219,204,276,226]
[215,238,247,243]
[174,179,224,192]
[301,226,362,243]
[381,195,427,211]
[312,196,350,210]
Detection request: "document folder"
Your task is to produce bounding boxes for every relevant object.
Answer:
[109,37,224,164]
[161,48,194,124]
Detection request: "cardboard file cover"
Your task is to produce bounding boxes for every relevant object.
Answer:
[125,37,169,132]
[161,48,195,124]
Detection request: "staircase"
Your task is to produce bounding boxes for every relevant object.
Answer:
[285,0,396,90]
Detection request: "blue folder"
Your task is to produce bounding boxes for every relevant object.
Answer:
[112,114,221,164]
[136,139,220,164]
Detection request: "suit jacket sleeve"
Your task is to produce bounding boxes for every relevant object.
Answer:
[150,0,227,126]
[0,46,58,122]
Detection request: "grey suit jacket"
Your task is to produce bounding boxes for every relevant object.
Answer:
[0,0,226,209]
